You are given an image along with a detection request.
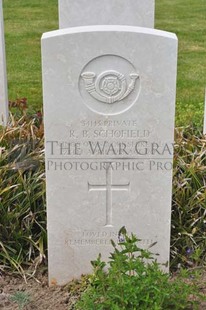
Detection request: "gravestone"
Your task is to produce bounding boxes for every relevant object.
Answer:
[59,0,155,28]
[204,89,206,135]
[0,0,8,126]
[42,24,178,285]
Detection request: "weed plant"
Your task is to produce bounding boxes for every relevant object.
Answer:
[10,291,30,310]
[75,227,204,310]
[172,126,206,269]
[0,106,46,278]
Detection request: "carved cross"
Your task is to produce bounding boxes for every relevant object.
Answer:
[88,164,130,227]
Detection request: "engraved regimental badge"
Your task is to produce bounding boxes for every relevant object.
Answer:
[79,55,141,115]
[81,70,139,104]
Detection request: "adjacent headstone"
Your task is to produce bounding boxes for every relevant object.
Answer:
[204,88,206,134]
[0,0,8,126]
[59,0,155,28]
[42,25,178,285]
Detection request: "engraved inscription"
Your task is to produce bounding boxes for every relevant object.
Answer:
[81,70,139,104]
[88,164,130,227]
[64,230,155,248]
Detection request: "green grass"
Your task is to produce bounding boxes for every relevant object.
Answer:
[156,0,206,126]
[3,0,206,125]
[3,0,58,113]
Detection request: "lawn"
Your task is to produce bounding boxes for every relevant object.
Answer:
[156,0,206,126]
[3,0,206,125]
[3,0,58,113]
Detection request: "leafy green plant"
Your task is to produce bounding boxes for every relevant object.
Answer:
[75,227,204,310]
[10,291,30,310]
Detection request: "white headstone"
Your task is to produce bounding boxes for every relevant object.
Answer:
[42,25,178,285]
[0,0,8,126]
[204,88,206,135]
[59,0,155,28]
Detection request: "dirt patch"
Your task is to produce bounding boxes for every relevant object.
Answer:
[0,269,206,309]
[0,270,80,310]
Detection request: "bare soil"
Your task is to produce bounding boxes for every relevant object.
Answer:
[0,269,206,310]
[0,269,80,310]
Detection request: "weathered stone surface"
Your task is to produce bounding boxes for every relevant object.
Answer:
[42,25,178,285]
[59,0,155,28]
[0,0,8,126]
